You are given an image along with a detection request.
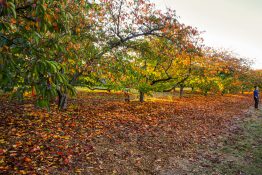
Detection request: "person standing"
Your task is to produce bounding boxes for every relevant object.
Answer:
[254,86,259,109]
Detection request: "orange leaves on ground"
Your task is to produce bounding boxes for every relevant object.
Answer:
[0,92,252,174]
[24,157,32,162]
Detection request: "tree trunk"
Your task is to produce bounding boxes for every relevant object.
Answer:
[179,85,184,98]
[124,91,130,102]
[57,90,68,110]
[191,87,194,93]
[139,91,145,102]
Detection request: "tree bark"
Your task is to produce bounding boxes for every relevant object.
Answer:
[139,91,145,102]
[57,90,68,110]
[179,85,184,98]
[124,90,130,102]
[191,87,194,93]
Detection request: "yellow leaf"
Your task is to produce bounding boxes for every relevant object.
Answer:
[61,136,70,140]
[19,170,27,175]
[0,139,5,144]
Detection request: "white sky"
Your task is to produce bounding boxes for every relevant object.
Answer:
[150,0,262,69]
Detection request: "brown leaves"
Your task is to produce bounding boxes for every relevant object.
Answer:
[0,92,252,174]
[24,157,32,162]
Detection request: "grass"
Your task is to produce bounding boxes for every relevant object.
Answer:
[219,116,262,174]
[196,108,262,175]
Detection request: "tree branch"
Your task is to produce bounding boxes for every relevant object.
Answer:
[150,77,173,85]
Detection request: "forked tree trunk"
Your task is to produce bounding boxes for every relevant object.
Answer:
[179,85,184,98]
[57,90,67,110]
[139,91,145,102]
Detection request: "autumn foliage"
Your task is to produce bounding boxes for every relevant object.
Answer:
[0,1,261,174]
[1,0,261,108]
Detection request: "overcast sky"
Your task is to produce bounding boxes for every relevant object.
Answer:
[150,0,262,69]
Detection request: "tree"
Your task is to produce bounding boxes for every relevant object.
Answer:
[187,48,252,95]
[0,0,94,109]
[101,26,201,102]
[69,0,199,103]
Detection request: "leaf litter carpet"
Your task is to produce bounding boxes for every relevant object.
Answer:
[0,92,252,174]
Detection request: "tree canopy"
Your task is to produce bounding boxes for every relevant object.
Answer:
[0,0,260,108]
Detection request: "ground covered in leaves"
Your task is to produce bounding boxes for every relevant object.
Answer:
[0,92,253,174]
